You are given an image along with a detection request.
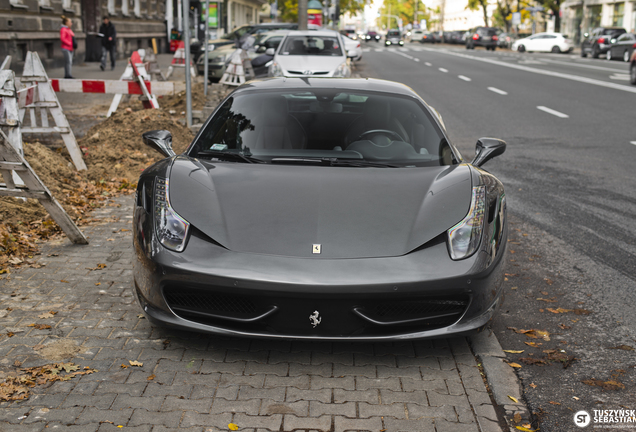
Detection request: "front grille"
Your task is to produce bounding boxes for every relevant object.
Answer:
[375,299,467,320]
[287,70,329,75]
[163,284,470,337]
[164,287,258,318]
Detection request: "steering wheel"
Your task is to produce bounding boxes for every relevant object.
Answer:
[356,129,404,145]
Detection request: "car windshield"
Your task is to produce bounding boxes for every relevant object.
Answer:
[224,25,251,40]
[191,88,456,167]
[280,36,343,56]
[388,31,400,37]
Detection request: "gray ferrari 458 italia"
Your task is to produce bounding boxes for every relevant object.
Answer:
[133,77,508,341]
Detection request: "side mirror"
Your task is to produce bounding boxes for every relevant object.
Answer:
[256,45,266,53]
[265,48,275,56]
[142,130,176,158]
[471,137,506,167]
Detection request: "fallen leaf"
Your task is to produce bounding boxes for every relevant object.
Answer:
[524,342,541,347]
[573,396,580,400]
[536,297,557,303]
[129,360,143,367]
[38,311,56,319]
[529,383,537,389]
[509,328,550,341]
[549,401,561,405]
[60,280,69,283]
[582,378,625,390]
[558,324,571,330]
[13,360,22,367]
[513,413,522,423]
[137,314,145,319]
[544,278,553,285]
[228,423,239,431]
[7,332,14,337]
[508,395,519,403]
[121,364,128,369]
[540,291,548,295]
[507,362,522,368]
[27,324,52,330]
[573,309,592,315]
[504,350,525,354]
[95,283,101,286]
[147,374,156,381]
[547,307,572,314]
[609,345,634,351]
[516,426,536,431]
[61,363,79,373]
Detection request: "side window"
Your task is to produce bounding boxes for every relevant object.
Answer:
[545,35,557,39]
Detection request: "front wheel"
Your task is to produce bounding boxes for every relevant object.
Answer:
[552,46,561,53]
[631,62,636,85]
[592,45,600,58]
[491,46,496,51]
[606,50,612,60]
[580,50,587,57]
[624,50,630,62]
[518,44,526,53]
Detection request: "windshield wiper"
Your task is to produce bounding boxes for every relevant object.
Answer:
[270,157,401,168]
[197,151,265,164]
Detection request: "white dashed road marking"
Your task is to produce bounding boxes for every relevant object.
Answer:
[537,106,569,118]
[488,87,508,95]
[630,141,636,146]
[375,48,383,52]
[425,62,432,66]
[439,68,448,73]
[609,74,631,81]
[458,75,471,81]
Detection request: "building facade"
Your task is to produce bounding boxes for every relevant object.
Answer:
[0,0,166,70]
[561,0,635,44]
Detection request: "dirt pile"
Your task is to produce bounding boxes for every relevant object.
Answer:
[0,96,198,272]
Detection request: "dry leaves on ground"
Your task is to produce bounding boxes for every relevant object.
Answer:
[582,378,625,390]
[609,345,634,351]
[129,360,143,367]
[508,327,551,341]
[38,311,57,319]
[0,363,95,401]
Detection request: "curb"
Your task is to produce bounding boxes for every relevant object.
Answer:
[469,330,532,428]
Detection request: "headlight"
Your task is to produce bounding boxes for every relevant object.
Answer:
[268,61,283,77]
[333,62,351,77]
[155,177,190,252]
[447,186,486,260]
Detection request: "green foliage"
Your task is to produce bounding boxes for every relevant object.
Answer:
[376,0,428,29]
[466,0,489,26]
[280,0,370,23]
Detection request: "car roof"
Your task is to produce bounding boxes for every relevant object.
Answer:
[234,77,419,98]
[285,30,340,37]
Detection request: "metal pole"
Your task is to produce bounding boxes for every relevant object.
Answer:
[183,0,193,128]
[204,0,210,96]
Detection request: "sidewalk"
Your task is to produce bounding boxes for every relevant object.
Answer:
[0,193,520,431]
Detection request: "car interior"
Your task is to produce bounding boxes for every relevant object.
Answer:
[281,37,343,56]
[197,91,455,166]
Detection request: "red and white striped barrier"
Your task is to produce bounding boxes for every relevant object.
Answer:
[16,84,37,108]
[166,42,196,79]
[49,79,184,96]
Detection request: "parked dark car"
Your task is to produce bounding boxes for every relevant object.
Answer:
[421,31,438,43]
[451,31,467,44]
[466,27,499,50]
[580,27,626,58]
[497,32,514,48]
[365,31,381,42]
[134,77,508,341]
[385,29,404,46]
[631,49,636,85]
[606,32,636,62]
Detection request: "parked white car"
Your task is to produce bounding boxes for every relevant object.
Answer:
[343,34,362,61]
[268,31,351,77]
[411,30,425,43]
[512,32,573,53]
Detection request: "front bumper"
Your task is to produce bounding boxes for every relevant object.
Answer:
[133,214,507,341]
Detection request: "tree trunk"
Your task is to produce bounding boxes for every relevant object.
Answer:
[480,0,489,26]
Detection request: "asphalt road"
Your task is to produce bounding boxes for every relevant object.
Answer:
[357,43,636,431]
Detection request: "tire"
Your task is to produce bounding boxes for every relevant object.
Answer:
[466,43,470,50]
[606,50,612,60]
[631,62,636,85]
[580,50,587,57]
[518,44,526,53]
[624,50,630,62]
[552,46,561,53]
[592,45,600,58]
[491,46,496,51]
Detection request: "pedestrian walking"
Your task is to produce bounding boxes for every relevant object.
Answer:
[60,16,75,78]
[99,17,117,71]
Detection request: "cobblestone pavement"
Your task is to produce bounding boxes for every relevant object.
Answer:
[0,195,504,432]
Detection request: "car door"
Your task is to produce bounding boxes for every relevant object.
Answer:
[524,34,541,51]
[542,34,558,51]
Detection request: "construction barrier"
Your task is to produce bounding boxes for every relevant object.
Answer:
[166,42,196,79]
[0,70,88,244]
[51,78,184,96]
[220,49,255,86]
[17,52,86,171]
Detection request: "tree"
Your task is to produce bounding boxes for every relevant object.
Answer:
[466,0,489,27]
[281,0,369,24]
[539,0,562,31]
[377,0,427,29]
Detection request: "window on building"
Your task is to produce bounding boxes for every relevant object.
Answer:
[122,0,128,15]
[587,4,602,29]
[611,2,624,26]
[62,0,72,9]
[108,0,115,14]
[134,0,140,16]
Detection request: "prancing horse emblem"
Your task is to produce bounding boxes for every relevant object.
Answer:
[309,311,321,328]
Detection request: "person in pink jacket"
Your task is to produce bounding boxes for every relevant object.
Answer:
[60,16,75,78]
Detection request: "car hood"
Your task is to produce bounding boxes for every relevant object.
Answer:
[169,157,472,259]
[276,55,346,74]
